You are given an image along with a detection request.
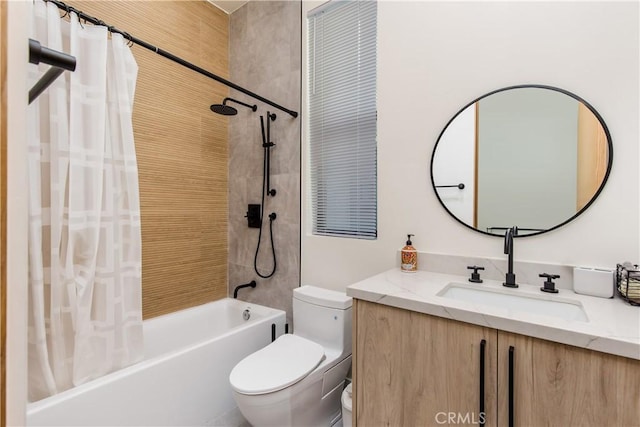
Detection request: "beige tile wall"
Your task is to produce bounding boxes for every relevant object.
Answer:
[228,1,301,323]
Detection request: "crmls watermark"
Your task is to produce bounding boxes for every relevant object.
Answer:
[435,412,486,425]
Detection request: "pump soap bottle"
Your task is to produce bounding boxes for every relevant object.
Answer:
[401,234,417,273]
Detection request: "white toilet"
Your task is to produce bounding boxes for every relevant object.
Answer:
[229,286,352,426]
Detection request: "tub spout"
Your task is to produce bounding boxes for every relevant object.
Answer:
[233,281,257,299]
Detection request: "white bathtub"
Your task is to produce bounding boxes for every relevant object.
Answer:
[26,298,286,426]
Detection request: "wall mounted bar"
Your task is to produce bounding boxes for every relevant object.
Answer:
[28,38,76,104]
[435,183,465,190]
[43,0,299,118]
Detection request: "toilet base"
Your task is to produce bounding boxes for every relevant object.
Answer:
[234,377,345,426]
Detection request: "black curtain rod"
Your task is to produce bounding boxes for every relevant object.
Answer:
[44,0,298,118]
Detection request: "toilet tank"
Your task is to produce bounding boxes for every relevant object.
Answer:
[293,286,352,355]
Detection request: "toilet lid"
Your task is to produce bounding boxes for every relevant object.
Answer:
[229,334,325,395]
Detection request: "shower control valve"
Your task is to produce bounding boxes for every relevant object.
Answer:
[245,204,261,229]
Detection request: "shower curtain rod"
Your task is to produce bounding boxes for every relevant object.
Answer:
[43,0,299,118]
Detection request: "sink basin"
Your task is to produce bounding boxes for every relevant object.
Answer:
[437,283,589,322]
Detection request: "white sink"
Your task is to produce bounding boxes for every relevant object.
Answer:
[437,283,589,322]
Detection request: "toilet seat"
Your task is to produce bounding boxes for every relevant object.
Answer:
[229,334,325,395]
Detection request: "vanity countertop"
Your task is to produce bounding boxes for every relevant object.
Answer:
[346,269,640,360]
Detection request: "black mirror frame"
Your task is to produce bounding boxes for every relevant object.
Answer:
[430,84,613,238]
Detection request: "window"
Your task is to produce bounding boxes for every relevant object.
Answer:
[308,0,377,239]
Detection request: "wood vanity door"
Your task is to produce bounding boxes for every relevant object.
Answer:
[497,331,640,427]
[354,300,497,427]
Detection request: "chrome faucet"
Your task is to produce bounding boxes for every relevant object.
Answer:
[503,226,518,288]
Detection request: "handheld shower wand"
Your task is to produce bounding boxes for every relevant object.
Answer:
[254,112,278,278]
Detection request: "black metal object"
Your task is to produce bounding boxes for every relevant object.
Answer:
[539,273,560,293]
[468,265,485,283]
[615,263,640,306]
[43,0,298,118]
[245,204,261,228]
[261,113,277,197]
[253,113,278,279]
[29,67,64,105]
[233,280,256,299]
[285,323,289,334]
[29,38,76,71]
[28,38,77,104]
[486,227,544,234]
[503,227,518,288]
[479,339,486,426]
[271,323,276,342]
[508,346,515,427]
[435,183,465,190]
[210,97,257,116]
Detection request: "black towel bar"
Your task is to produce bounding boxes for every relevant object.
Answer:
[28,38,76,104]
[435,183,465,190]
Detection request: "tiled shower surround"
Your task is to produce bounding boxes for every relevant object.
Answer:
[228,1,301,324]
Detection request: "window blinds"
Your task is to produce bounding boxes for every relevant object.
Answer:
[308,0,377,239]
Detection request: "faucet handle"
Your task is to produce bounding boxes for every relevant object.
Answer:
[539,273,560,293]
[467,265,485,283]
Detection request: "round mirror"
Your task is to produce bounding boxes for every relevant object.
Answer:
[430,85,612,237]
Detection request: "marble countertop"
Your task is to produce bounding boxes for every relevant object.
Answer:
[346,269,640,360]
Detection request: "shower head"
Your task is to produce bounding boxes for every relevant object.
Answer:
[210,103,238,115]
[210,97,257,116]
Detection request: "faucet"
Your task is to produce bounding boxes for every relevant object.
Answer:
[503,226,518,288]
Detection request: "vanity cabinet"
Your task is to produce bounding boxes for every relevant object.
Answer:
[353,299,640,427]
[497,331,640,426]
[354,300,498,427]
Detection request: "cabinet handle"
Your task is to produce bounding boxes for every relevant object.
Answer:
[479,339,486,426]
[508,346,515,427]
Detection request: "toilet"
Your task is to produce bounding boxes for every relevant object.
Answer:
[229,286,352,426]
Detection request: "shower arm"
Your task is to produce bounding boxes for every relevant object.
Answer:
[42,0,298,118]
[224,97,257,112]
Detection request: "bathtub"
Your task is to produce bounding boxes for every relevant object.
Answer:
[26,298,286,426]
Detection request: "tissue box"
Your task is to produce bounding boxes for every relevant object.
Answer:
[573,267,614,298]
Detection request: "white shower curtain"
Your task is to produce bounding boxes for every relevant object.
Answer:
[27,0,144,401]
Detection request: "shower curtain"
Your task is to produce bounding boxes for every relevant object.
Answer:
[27,0,144,401]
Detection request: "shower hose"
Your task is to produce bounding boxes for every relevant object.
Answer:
[254,115,277,279]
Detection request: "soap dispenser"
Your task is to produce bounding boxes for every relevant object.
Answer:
[401,234,417,273]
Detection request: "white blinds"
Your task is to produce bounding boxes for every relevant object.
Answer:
[308,0,377,239]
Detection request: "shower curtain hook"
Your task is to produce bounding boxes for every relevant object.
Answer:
[61,2,70,19]
[123,32,134,47]
[66,5,84,27]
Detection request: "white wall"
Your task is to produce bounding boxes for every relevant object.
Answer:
[6,0,30,424]
[302,1,639,291]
